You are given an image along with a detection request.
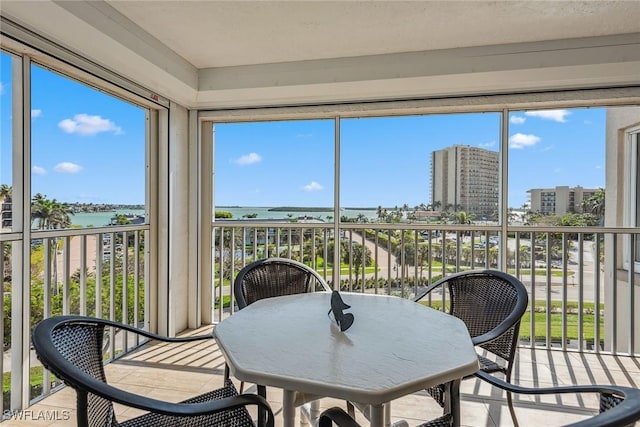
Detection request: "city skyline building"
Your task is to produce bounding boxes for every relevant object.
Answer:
[430,145,499,218]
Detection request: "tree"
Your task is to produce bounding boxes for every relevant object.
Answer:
[453,211,474,225]
[30,194,74,294]
[355,213,369,223]
[0,184,11,202]
[113,213,132,225]
[582,188,605,224]
[31,194,73,230]
[351,243,372,284]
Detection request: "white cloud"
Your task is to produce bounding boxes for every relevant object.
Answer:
[32,166,46,175]
[54,162,83,173]
[478,141,496,148]
[234,152,262,165]
[31,109,42,118]
[303,181,323,192]
[509,133,540,149]
[510,115,526,124]
[58,114,122,136]
[0,81,4,95]
[525,109,570,123]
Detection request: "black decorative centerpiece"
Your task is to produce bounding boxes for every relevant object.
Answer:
[328,290,354,332]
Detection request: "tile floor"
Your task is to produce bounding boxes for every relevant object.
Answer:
[4,326,639,426]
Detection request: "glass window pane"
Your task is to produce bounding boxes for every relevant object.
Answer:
[1,51,14,233]
[30,64,146,229]
[340,113,501,224]
[635,131,640,263]
[213,119,335,221]
[508,108,606,226]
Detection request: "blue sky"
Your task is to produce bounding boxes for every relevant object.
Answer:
[2,51,605,209]
[1,53,145,205]
[215,109,604,208]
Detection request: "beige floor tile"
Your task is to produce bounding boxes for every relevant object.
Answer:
[6,345,638,427]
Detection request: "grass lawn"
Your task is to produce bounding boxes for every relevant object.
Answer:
[3,366,52,393]
[418,299,604,343]
[519,311,604,342]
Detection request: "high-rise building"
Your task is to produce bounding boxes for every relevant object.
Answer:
[430,145,499,217]
[1,195,11,229]
[527,186,599,215]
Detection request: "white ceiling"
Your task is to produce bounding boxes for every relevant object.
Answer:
[105,0,640,69]
[2,0,640,109]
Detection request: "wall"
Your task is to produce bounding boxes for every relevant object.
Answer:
[605,106,640,354]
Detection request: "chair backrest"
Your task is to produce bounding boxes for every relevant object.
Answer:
[32,316,117,426]
[234,257,331,309]
[416,270,528,374]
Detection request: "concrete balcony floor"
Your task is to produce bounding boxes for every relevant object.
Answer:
[6,326,639,427]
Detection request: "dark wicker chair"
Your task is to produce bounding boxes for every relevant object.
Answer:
[319,372,640,427]
[233,257,331,412]
[32,315,275,427]
[412,269,529,423]
[234,257,331,309]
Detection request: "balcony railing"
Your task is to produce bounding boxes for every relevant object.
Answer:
[212,221,639,356]
[0,224,148,413]
[0,220,637,416]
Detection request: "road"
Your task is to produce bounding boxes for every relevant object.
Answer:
[349,233,603,303]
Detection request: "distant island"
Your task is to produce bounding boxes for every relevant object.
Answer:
[268,206,377,212]
[269,207,332,212]
[68,203,144,213]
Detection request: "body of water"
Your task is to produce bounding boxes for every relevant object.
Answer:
[217,207,378,221]
[71,209,146,227]
[69,207,379,227]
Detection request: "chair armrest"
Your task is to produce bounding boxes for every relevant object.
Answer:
[85,315,214,343]
[33,316,274,420]
[319,407,362,427]
[474,371,640,427]
[412,275,448,302]
[59,364,273,421]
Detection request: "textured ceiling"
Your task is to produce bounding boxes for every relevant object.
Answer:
[106,0,640,69]
[3,0,639,108]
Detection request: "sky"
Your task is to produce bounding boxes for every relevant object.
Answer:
[1,53,145,205]
[214,109,605,208]
[1,51,606,209]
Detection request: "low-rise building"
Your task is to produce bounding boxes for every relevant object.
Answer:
[527,186,599,215]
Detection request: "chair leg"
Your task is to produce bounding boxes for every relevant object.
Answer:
[505,369,519,427]
[347,401,355,418]
[225,363,246,395]
[258,384,268,427]
[507,391,519,427]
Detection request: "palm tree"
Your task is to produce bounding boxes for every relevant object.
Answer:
[582,188,605,223]
[31,195,74,292]
[453,211,474,225]
[0,184,11,202]
[31,194,73,229]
